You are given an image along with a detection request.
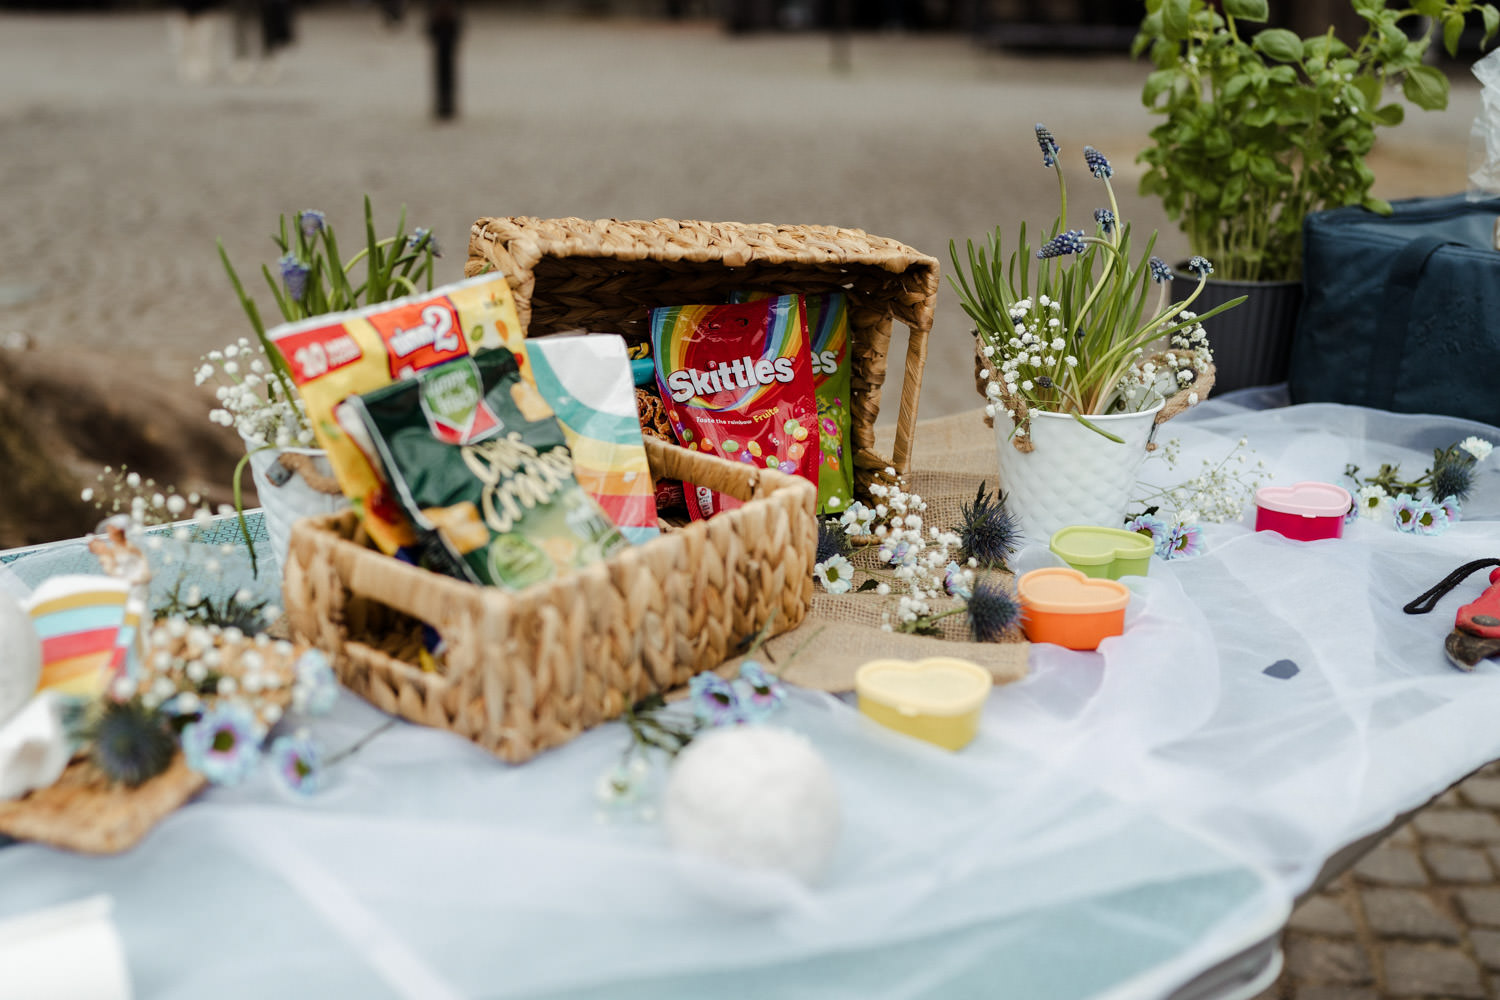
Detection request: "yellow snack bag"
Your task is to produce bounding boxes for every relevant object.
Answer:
[266,272,525,554]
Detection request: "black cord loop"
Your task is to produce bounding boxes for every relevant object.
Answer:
[1404,558,1500,615]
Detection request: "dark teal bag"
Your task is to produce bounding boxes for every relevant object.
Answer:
[1289,194,1500,426]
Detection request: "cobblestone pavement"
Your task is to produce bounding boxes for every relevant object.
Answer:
[1253,762,1500,1000]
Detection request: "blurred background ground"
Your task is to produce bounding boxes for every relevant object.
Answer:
[0,1,1482,547]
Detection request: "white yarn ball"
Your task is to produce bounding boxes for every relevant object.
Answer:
[663,726,841,886]
[0,595,41,727]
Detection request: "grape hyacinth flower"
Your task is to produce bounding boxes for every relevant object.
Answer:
[1149,257,1174,283]
[407,227,441,257]
[1035,123,1060,167]
[1083,145,1113,179]
[1036,229,1086,259]
[182,702,263,786]
[278,252,310,303]
[270,731,324,795]
[1093,208,1115,235]
[1186,256,1214,277]
[689,672,743,727]
[298,209,325,241]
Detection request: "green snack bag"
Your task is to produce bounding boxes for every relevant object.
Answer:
[340,348,627,591]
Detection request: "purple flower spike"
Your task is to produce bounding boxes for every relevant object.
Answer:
[278,252,310,303]
[1094,208,1115,234]
[1083,145,1113,179]
[689,672,743,726]
[1035,123,1060,167]
[1149,257,1174,283]
[298,210,326,241]
[1036,229,1086,259]
[1186,256,1214,277]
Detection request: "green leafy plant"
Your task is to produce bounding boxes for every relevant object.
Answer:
[1135,0,1499,282]
[950,126,1244,445]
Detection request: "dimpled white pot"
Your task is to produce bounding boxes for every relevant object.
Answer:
[995,397,1163,548]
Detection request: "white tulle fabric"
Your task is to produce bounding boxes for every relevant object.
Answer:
[3,389,1498,999]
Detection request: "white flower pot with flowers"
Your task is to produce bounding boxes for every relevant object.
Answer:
[950,126,1245,546]
[211,199,443,577]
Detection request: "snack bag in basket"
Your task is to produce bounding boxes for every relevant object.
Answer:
[649,295,819,520]
[525,334,659,544]
[265,273,524,554]
[339,348,628,591]
[732,291,854,514]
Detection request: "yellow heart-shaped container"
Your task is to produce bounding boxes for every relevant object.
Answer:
[854,657,993,751]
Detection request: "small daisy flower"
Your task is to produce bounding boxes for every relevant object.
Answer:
[1126,514,1170,555]
[689,672,743,727]
[737,660,786,721]
[1356,485,1390,520]
[1459,436,1493,462]
[1437,495,1463,524]
[1392,493,1421,533]
[181,702,263,785]
[269,732,324,795]
[814,554,855,594]
[1161,523,1203,560]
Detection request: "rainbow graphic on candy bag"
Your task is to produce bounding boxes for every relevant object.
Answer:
[649,295,819,521]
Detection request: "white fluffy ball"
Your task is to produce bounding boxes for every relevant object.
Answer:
[0,595,42,727]
[663,726,840,885]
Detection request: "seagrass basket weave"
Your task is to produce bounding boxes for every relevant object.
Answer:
[464,217,941,485]
[283,436,816,763]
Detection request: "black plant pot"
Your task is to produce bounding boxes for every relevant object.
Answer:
[1170,273,1304,396]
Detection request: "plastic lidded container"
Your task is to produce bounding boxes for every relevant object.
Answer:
[1253,481,1352,542]
[1017,567,1131,651]
[854,657,993,751]
[1049,525,1154,580]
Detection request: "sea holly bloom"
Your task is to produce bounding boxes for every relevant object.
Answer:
[269,731,324,795]
[967,578,1023,642]
[1035,123,1059,167]
[1431,448,1476,504]
[814,554,854,594]
[1162,522,1203,560]
[737,660,786,721]
[1083,145,1113,179]
[1186,256,1214,277]
[1093,208,1115,234]
[1460,436,1493,462]
[278,252,310,303]
[689,672,742,726]
[298,209,325,240]
[1036,229,1086,259]
[182,702,263,785]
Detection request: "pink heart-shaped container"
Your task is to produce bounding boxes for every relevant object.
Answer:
[1254,481,1351,541]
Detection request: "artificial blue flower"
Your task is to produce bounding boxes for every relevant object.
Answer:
[1036,229,1086,259]
[1126,514,1170,556]
[1093,208,1115,235]
[292,649,339,715]
[182,702,263,786]
[298,209,326,241]
[1083,145,1113,179]
[1392,493,1421,533]
[278,252,310,303]
[737,660,786,721]
[814,554,855,594]
[1034,123,1059,167]
[269,732,324,795]
[1186,255,1214,277]
[1162,523,1203,560]
[1437,494,1463,525]
[1148,257,1174,284]
[689,672,742,726]
[944,560,973,599]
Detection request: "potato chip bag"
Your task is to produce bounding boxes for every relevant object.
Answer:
[649,295,819,520]
[265,273,524,554]
[339,348,627,591]
[732,291,854,514]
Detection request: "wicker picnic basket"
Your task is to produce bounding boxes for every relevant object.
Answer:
[281,218,940,763]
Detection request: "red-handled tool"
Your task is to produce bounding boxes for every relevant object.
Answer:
[1406,559,1500,671]
[1450,567,1500,670]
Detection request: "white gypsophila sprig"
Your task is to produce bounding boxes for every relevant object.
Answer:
[1134,436,1272,525]
[198,337,313,449]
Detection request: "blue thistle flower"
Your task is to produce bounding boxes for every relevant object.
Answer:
[1431,449,1476,503]
[1083,145,1113,179]
[1093,208,1115,234]
[1186,255,1214,277]
[298,210,326,241]
[1035,123,1060,167]
[1148,257,1174,283]
[87,699,176,788]
[968,577,1023,642]
[278,252,310,303]
[958,481,1022,566]
[816,517,853,565]
[1036,229,1086,259]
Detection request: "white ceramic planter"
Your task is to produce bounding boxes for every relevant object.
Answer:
[245,445,349,579]
[995,398,1164,547]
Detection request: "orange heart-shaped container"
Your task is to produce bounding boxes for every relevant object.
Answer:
[1017,567,1131,650]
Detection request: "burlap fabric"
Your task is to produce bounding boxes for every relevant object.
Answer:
[758,408,1031,692]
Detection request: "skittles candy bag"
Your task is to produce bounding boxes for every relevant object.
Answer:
[649,295,819,520]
